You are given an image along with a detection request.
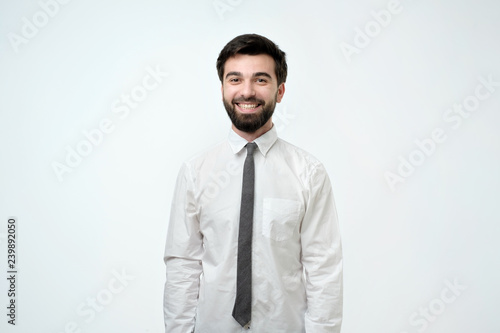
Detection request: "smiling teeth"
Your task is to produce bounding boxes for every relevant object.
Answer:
[239,104,258,109]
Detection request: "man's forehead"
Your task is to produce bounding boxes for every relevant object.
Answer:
[224,54,276,76]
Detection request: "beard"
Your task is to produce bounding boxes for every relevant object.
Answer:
[223,95,277,133]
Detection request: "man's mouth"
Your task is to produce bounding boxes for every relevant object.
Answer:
[236,103,261,113]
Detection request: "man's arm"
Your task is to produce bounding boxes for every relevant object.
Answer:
[301,163,343,333]
[164,163,203,333]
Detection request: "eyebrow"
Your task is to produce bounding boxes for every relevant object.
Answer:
[225,71,273,80]
[254,72,272,79]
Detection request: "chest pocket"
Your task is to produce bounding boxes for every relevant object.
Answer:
[262,198,304,241]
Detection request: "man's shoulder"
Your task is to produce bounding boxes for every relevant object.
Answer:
[274,138,333,187]
[274,137,324,169]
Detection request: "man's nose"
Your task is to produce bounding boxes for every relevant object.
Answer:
[240,81,256,98]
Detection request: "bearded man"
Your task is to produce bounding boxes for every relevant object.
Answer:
[163,34,343,333]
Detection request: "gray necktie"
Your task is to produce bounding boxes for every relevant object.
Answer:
[232,142,257,327]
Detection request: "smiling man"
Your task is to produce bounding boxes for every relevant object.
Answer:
[222,52,284,139]
[164,34,343,333]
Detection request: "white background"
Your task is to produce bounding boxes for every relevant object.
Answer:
[1,0,499,332]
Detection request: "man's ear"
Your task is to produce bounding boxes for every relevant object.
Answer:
[276,83,285,103]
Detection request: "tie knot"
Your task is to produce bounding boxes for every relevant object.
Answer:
[246,142,257,155]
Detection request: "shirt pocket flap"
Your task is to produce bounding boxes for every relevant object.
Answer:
[262,198,303,241]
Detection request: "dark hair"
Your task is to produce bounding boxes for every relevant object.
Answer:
[216,34,287,86]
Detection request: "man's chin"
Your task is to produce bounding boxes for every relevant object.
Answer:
[225,101,274,133]
[232,122,261,133]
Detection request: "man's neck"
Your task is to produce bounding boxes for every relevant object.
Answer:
[232,118,273,142]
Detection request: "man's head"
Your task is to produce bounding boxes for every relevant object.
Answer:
[217,34,287,133]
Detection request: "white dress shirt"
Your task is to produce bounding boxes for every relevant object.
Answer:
[164,125,343,333]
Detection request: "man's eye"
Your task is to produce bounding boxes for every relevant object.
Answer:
[256,78,267,83]
[229,78,239,82]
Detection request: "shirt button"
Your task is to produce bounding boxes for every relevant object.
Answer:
[244,322,251,330]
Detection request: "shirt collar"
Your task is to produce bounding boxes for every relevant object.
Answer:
[228,124,278,157]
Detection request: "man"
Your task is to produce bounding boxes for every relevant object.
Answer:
[164,34,343,333]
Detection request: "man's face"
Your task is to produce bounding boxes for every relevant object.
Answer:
[222,53,285,133]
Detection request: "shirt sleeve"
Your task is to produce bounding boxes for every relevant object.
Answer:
[301,163,343,333]
[164,162,203,333]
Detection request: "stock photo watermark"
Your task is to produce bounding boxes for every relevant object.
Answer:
[56,268,135,333]
[339,0,404,63]
[385,74,499,192]
[7,0,73,53]
[273,105,296,133]
[399,278,467,333]
[213,0,244,20]
[202,105,296,201]
[6,217,18,325]
[51,65,169,182]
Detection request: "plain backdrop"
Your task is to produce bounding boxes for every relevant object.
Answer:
[1,0,499,332]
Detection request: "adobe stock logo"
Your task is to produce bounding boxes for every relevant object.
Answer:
[213,0,244,20]
[385,74,499,192]
[7,0,73,53]
[201,105,296,202]
[273,105,296,133]
[56,268,135,333]
[399,278,467,333]
[51,65,169,182]
[339,0,404,63]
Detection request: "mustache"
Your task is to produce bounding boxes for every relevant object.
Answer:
[232,97,265,105]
